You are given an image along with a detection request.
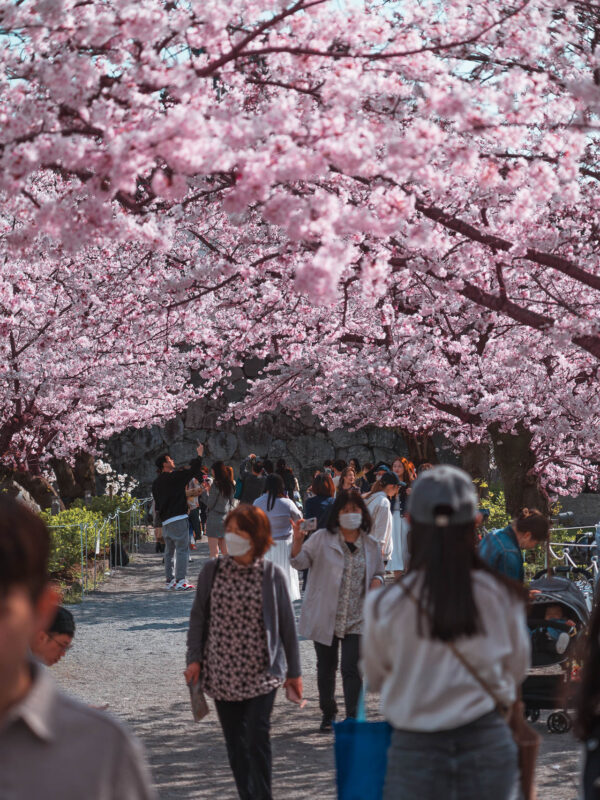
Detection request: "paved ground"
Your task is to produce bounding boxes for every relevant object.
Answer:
[53,542,582,799]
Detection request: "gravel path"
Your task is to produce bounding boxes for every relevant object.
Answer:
[53,542,582,799]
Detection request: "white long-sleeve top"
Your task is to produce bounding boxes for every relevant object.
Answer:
[364,492,393,561]
[363,570,530,732]
[253,494,301,539]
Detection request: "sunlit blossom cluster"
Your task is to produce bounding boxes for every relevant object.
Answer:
[2,0,600,494]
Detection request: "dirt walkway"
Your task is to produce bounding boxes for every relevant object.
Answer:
[53,543,581,799]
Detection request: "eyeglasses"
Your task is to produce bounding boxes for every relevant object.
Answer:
[48,634,73,652]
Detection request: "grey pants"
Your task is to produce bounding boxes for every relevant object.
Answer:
[384,711,518,800]
[163,518,190,583]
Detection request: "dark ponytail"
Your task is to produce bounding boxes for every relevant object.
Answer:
[514,508,550,543]
[265,473,286,511]
[407,514,526,642]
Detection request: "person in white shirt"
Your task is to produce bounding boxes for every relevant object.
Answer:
[254,474,302,600]
[362,471,400,562]
[363,465,530,800]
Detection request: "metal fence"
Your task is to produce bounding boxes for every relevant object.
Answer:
[545,524,599,578]
[537,524,600,610]
[48,497,153,598]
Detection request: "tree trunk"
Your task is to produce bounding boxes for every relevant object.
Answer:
[0,466,62,510]
[460,441,490,498]
[488,424,549,517]
[400,430,438,467]
[50,451,96,505]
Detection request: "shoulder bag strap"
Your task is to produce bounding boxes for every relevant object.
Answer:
[403,583,508,713]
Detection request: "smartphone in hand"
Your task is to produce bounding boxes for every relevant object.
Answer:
[300,518,317,533]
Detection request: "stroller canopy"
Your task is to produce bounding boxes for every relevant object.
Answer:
[529,575,590,627]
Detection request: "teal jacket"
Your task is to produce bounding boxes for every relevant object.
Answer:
[479,525,524,583]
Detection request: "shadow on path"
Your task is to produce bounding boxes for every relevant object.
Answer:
[54,546,581,799]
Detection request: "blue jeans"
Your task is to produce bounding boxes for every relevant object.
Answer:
[163,518,189,583]
[384,711,518,800]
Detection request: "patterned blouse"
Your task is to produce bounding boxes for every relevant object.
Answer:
[202,556,281,701]
[334,532,367,639]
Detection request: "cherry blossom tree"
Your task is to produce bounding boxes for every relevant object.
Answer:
[0,203,197,469]
[203,262,600,510]
[4,0,600,504]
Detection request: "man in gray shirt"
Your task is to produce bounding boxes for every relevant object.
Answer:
[0,496,155,800]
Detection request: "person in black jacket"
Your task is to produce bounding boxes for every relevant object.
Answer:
[240,459,266,505]
[275,458,296,498]
[152,443,204,591]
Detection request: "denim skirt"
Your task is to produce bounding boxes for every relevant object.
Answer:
[383,711,518,800]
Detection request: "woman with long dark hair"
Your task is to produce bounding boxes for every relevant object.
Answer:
[254,474,302,600]
[386,456,413,578]
[363,465,530,800]
[575,600,600,798]
[275,457,298,500]
[291,490,384,731]
[201,461,235,558]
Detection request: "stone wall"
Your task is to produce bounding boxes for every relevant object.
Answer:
[554,494,600,529]
[101,399,600,527]
[104,397,456,495]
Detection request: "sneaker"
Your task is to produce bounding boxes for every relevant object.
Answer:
[190,542,197,550]
[174,579,195,591]
[165,579,177,590]
[319,715,336,733]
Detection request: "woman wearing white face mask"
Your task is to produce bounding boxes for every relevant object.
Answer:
[290,490,385,732]
[185,504,302,800]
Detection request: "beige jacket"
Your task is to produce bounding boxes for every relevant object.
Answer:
[290,528,385,646]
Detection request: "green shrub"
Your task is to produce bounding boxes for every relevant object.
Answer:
[475,482,509,531]
[72,493,138,533]
[42,494,143,578]
[41,507,104,576]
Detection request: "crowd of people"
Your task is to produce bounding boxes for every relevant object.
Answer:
[151,444,600,798]
[5,445,600,799]
[151,451,432,598]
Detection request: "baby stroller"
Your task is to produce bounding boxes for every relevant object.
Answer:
[522,572,590,733]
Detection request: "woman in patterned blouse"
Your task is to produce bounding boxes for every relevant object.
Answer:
[290,490,385,732]
[185,504,302,800]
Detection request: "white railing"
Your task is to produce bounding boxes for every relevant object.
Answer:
[48,497,153,598]
[546,523,598,577]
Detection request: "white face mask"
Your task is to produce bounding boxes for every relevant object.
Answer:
[225,532,252,557]
[339,512,362,530]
